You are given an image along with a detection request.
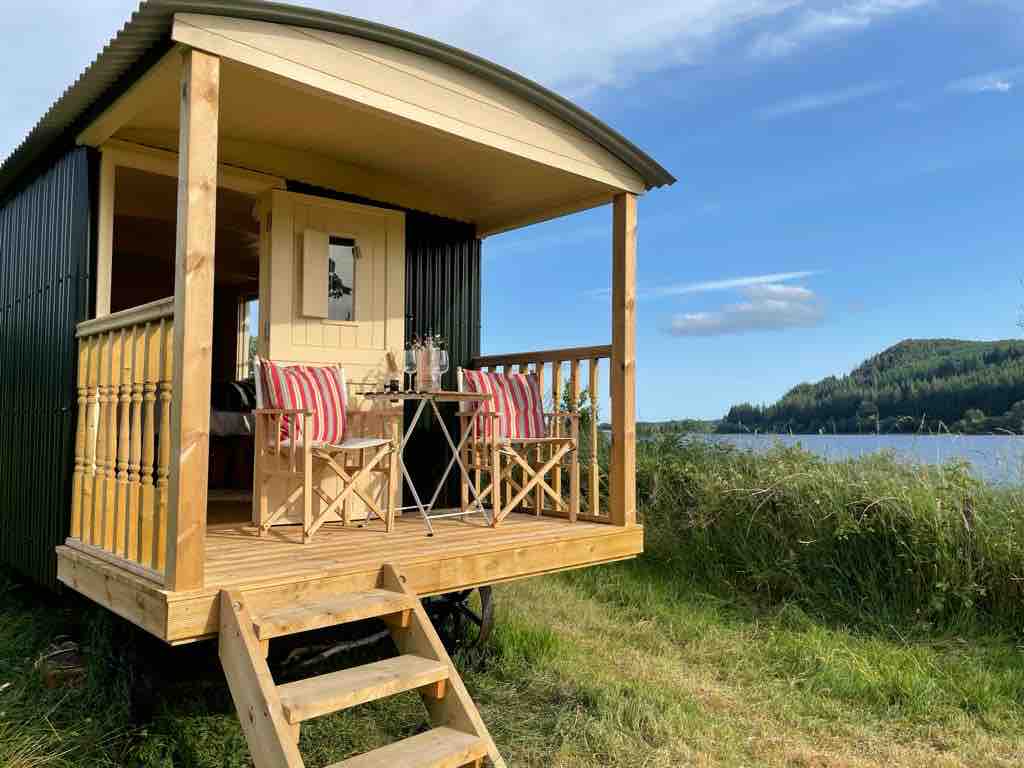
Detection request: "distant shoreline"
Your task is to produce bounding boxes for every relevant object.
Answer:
[640,430,1024,438]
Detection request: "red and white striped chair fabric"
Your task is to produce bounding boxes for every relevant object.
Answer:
[460,369,545,440]
[255,357,348,444]
[458,367,579,527]
[252,357,397,543]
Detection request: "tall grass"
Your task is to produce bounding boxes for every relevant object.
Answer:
[637,437,1024,634]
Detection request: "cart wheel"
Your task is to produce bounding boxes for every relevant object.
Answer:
[424,586,494,652]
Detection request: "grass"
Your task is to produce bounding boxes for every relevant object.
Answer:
[2,442,1023,766]
[2,561,1023,767]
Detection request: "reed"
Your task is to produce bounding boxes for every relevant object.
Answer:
[636,436,1024,634]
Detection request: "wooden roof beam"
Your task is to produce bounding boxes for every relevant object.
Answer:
[77,48,182,148]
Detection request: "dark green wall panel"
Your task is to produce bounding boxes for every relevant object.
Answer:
[403,212,481,508]
[0,148,92,588]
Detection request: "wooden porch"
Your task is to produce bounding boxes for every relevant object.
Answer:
[51,10,647,725]
[57,289,640,645]
[57,510,642,644]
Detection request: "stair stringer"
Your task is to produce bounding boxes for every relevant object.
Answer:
[219,590,305,768]
[379,564,507,768]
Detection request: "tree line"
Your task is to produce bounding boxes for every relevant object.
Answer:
[716,339,1024,435]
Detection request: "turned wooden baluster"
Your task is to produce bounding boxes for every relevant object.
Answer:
[113,329,131,555]
[83,335,100,545]
[71,334,89,540]
[139,322,159,567]
[92,333,111,548]
[551,360,563,504]
[568,358,580,522]
[533,361,545,515]
[127,325,145,562]
[156,318,173,572]
[102,331,122,550]
[588,357,601,517]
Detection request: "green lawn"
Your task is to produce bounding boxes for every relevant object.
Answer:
[1,559,1022,767]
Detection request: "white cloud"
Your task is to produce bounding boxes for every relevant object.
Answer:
[653,270,820,297]
[667,282,825,336]
[947,67,1023,94]
[0,0,955,165]
[750,0,930,58]
[0,0,811,159]
[755,80,893,119]
[307,0,800,97]
[743,283,815,299]
[0,0,941,161]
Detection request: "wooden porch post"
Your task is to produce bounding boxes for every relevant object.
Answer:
[166,48,220,591]
[609,193,637,527]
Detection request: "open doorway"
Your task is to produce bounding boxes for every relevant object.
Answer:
[110,165,261,519]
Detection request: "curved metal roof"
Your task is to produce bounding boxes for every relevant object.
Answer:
[0,0,675,201]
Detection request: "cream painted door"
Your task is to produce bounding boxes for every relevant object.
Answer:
[256,190,405,525]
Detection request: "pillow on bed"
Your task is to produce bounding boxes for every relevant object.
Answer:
[211,379,256,412]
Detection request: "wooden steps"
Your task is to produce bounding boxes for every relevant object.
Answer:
[218,564,505,768]
[254,589,414,640]
[279,655,448,723]
[327,726,486,768]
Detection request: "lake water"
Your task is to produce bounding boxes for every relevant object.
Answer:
[685,434,1024,485]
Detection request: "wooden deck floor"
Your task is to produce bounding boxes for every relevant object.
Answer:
[57,511,643,644]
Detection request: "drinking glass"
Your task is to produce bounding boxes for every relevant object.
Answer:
[428,352,448,393]
[404,347,417,391]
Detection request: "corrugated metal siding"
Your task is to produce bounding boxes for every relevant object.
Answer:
[404,212,481,387]
[0,149,92,588]
[403,213,481,507]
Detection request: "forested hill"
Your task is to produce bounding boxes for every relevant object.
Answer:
[718,339,1024,434]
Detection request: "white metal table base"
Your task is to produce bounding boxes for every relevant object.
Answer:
[396,395,491,535]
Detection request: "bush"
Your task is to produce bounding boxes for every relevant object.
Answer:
[636,437,1024,634]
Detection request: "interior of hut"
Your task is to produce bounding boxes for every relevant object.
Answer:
[110,165,260,522]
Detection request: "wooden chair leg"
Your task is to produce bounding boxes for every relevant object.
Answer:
[389,417,400,531]
[342,451,356,527]
[252,415,261,526]
[474,440,482,510]
[534,443,543,516]
[570,416,580,523]
[302,414,314,544]
[490,440,502,527]
[501,443,572,520]
[307,447,391,538]
[386,446,397,532]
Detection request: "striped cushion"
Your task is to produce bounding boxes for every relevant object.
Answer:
[462,370,545,439]
[257,358,348,444]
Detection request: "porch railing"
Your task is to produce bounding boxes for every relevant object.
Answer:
[68,297,174,584]
[471,345,612,523]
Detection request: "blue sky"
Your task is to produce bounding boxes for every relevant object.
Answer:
[3,1,1023,420]
[481,1,1024,420]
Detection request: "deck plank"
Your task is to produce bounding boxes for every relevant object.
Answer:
[58,513,643,644]
[202,516,610,586]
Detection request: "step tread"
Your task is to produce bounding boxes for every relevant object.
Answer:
[327,727,487,768]
[252,589,414,640]
[278,654,449,723]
